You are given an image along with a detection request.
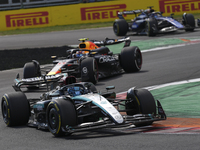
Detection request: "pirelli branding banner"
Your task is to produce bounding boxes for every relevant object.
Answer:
[159,0,200,13]
[80,4,126,21]
[5,12,49,28]
[0,0,200,31]
[2,8,51,30]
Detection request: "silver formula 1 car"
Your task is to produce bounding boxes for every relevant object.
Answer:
[2,82,166,137]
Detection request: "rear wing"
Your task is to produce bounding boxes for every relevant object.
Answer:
[91,37,131,47]
[118,9,143,19]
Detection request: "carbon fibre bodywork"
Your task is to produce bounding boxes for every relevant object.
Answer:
[12,37,142,91]
[1,82,167,136]
[113,8,195,36]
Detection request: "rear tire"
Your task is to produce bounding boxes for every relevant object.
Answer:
[1,92,30,126]
[47,98,77,137]
[183,13,195,31]
[81,57,98,84]
[23,61,41,79]
[113,19,128,36]
[120,46,142,72]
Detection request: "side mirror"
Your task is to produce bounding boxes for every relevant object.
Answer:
[85,82,92,88]
[106,86,115,91]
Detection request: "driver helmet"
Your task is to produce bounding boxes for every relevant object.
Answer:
[144,8,154,14]
[76,51,87,58]
[67,86,82,97]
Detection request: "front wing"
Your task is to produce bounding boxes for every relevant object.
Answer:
[12,74,64,91]
[62,100,166,133]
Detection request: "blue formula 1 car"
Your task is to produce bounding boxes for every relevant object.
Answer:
[1,82,166,137]
[113,7,196,36]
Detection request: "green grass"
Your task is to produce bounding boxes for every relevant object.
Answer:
[0,13,199,36]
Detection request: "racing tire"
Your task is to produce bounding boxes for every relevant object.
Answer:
[126,89,156,126]
[134,89,156,115]
[1,92,30,126]
[120,46,142,72]
[81,57,99,85]
[113,19,128,36]
[47,98,77,137]
[23,61,41,79]
[145,18,158,36]
[183,13,195,31]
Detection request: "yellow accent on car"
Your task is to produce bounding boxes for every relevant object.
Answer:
[54,103,59,112]
[56,114,61,134]
[79,38,89,42]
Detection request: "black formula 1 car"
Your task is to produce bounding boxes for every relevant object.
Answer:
[113,7,197,36]
[2,82,166,136]
[12,37,142,91]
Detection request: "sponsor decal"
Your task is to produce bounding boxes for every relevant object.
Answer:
[115,115,123,120]
[80,4,126,21]
[159,0,200,13]
[33,104,43,111]
[99,56,115,63]
[82,67,88,74]
[57,61,67,66]
[132,24,138,28]
[21,74,61,82]
[5,11,49,28]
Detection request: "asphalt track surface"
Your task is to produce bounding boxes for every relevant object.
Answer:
[1,28,200,149]
[1,27,200,50]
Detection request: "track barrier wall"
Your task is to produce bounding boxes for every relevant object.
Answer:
[0,46,72,71]
[1,0,200,31]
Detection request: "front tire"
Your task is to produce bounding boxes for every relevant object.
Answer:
[145,18,158,36]
[23,61,41,79]
[120,46,142,72]
[1,92,30,126]
[125,88,156,126]
[47,98,77,137]
[81,57,98,84]
[134,89,156,115]
[113,19,128,36]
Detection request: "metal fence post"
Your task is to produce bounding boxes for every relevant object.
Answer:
[20,0,24,8]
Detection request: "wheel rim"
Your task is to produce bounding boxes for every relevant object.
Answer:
[135,49,142,68]
[2,100,9,123]
[113,23,118,34]
[49,108,58,130]
[2,101,8,119]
